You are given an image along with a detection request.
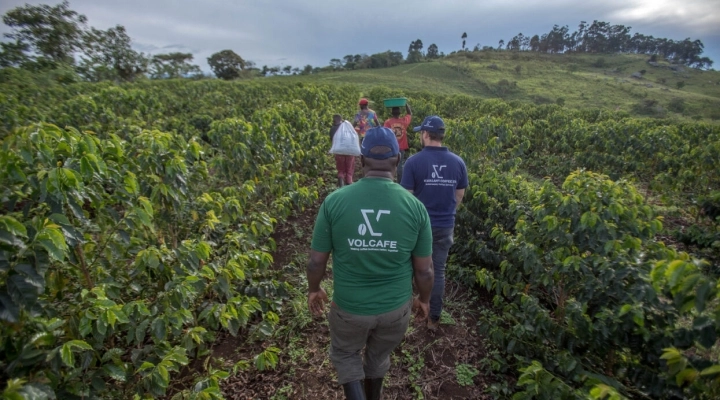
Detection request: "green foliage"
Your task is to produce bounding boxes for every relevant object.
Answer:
[588,384,625,400]
[426,43,439,59]
[170,366,229,400]
[1,66,719,399]
[668,97,686,113]
[456,168,720,398]
[673,224,720,252]
[439,310,456,325]
[2,0,88,65]
[493,79,518,96]
[254,346,280,371]
[700,191,720,223]
[287,52,720,122]
[78,25,148,82]
[0,78,342,397]
[150,53,202,79]
[513,361,579,399]
[402,348,425,398]
[632,98,665,116]
[207,50,247,80]
[455,363,479,387]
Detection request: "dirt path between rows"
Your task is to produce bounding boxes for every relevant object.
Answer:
[171,183,496,399]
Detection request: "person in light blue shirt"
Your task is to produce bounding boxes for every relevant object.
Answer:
[400,115,468,330]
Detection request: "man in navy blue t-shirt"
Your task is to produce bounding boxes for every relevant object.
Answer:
[400,115,468,330]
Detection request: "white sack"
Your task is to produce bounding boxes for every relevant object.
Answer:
[329,120,361,156]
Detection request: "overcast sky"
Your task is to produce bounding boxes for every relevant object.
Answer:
[1,0,719,72]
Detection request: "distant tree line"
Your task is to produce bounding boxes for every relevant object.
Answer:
[323,39,442,72]
[502,21,713,69]
[0,1,265,81]
[0,1,215,81]
[0,1,312,81]
[324,22,713,71]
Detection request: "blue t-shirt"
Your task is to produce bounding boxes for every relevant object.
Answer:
[400,146,468,228]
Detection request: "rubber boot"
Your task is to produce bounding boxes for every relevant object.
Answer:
[342,380,366,400]
[364,377,384,400]
[337,177,345,187]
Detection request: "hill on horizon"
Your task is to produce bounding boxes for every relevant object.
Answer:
[277,52,720,122]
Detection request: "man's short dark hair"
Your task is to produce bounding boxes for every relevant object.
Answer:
[427,130,445,141]
[363,148,398,171]
[369,145,392,155]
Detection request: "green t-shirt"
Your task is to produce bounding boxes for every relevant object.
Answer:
[311,178,432,315]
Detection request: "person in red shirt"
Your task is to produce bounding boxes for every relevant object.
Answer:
[383,103,412,182]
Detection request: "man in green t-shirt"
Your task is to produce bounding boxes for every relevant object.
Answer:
[307,127,434,400]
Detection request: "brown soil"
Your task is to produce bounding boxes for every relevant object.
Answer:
[213,280,493,400]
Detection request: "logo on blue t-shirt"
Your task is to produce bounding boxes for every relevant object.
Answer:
[431,165,446,179]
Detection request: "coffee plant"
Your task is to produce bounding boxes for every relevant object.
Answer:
[0,77,355,397]
[1,70,719,398]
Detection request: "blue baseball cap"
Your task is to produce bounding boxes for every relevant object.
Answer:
[413,115,445,133]
[361,127,400,159]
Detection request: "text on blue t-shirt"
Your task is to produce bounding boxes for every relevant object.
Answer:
[400,146,468,228]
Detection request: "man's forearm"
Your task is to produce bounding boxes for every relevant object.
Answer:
[405,104,412,115]
[412,256,433,303]
[414,269,433,303]
[455,189,465,210]
[306,256,327,292]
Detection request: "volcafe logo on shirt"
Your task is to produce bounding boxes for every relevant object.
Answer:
[425,165,456,187]
[358,209,389,236]
[348,209,398,252]
[431,165,447,179]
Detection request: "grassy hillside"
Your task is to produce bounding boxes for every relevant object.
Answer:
[280,61,490,96]
[278,52,720,122]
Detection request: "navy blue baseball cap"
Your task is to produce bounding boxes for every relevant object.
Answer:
[361,127,400,159]
[413,115,445,133]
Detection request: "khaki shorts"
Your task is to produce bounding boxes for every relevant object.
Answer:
[328,299,412,384]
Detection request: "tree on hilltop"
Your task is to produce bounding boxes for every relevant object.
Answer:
[427,43,439,59]
[505,20,713,68]
[1,0,87,66]
[207,49,246,80]
[150,52,201,79]
[79,25,148,82]
[407,39,424,63]
[408,39,423,53]
[329,58,342,69]
[343,54,356,69]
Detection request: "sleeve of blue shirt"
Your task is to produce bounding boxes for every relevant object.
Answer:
[412,206,432,257]
[400,156,415,190]
[458,158,469,190]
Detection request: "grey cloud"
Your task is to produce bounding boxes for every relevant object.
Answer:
[0,0,718,71]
